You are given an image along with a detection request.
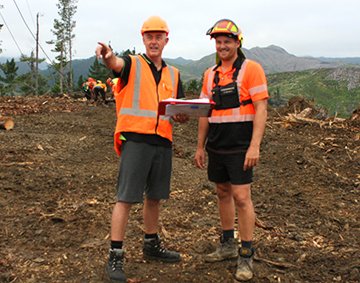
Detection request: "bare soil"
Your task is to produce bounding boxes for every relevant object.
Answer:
[0,96,359,283]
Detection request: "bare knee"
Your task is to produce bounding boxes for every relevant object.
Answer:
[216,183,232,200]
[114,201,132,213]
[233,185,252,209]
[145,198,160,207]
[234,196,252,209]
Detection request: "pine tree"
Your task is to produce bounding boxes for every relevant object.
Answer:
[186,79,201,95]
[0,23,3,54]
[0,58,19,95]
[62,0,77,91]
[88,58,112,83]
[19,52,48,95]
[48,0,77,95]
[77,74,84,91]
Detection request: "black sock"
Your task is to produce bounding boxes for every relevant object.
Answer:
[240,241,253,257]
[241,240,252,250]
[145,233,158,239]
[222,229,235,242]
[111,240,123,250]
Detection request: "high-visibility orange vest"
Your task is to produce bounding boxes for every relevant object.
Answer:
[94,81,107,92]
[113,55,179,156]
[200,59,268,123]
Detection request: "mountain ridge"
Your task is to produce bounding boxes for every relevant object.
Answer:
[1,45,360,82]
[165,45,359,81]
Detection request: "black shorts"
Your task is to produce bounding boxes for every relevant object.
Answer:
[116,141,172,203]
[207,151,253,185]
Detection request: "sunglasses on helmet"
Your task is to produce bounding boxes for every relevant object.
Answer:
[206,19,241,37]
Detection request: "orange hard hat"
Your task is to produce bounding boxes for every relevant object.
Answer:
[141,16,169,35]
[206,19,243,46]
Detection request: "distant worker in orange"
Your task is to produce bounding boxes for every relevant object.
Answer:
[93,80,107,103]
[87,77,96,91]
[106,77,119,101]
[194,19,269,282]
[106,77,118,90]
[81,81,92,100]
[96,16,188,282]
[81,77,96,100]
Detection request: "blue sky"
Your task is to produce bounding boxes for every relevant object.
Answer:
[1,0,360,62]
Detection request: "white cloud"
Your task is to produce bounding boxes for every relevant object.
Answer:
[1,0,359,61]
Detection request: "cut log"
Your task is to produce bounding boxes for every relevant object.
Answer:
[0,116,15,130]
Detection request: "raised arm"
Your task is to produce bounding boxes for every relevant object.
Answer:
[95,42,125,73]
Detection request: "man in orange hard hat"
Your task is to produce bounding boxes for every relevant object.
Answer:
[194,19,269,282]
[96,16,188,282]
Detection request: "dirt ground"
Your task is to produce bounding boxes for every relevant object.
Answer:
[0,96,359,283]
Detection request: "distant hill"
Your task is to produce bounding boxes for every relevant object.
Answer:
[245,45,341,74]
[166,45,352,81]
[2,45,360,83]
[267,66,360,117]
[0,57,48,75]
[318,57,360,65]
[165,57,194,66]
[165,53,215,81]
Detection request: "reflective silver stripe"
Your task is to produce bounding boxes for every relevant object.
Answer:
[236,59,248,95]
[121,108,157,117]
[232,108,240,116]
[206,65,217,94]
[132,56,142,109]
[209,114,254,123]
[167,65,176,98]
[249,84,268,96]
[160,115,172,126]
[160,115,170,120]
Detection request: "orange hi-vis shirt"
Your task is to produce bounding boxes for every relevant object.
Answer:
[200,58,268,123]
[113,55,179,156]
[94,81,107,92]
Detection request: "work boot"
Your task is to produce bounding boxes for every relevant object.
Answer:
[143,236,181,263]
[234,248,254,282]
[204,238,238,262]
[105,248,126,283]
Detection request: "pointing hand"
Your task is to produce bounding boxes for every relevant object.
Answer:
[95,42,113,60]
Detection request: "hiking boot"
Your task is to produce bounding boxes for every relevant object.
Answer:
[105,248,126,283]
[143,236,181,263]
[234,248,254,282]
[204,238,238,263]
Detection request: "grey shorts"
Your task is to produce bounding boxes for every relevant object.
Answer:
[207,151,253,185]
[116,141,172,203]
